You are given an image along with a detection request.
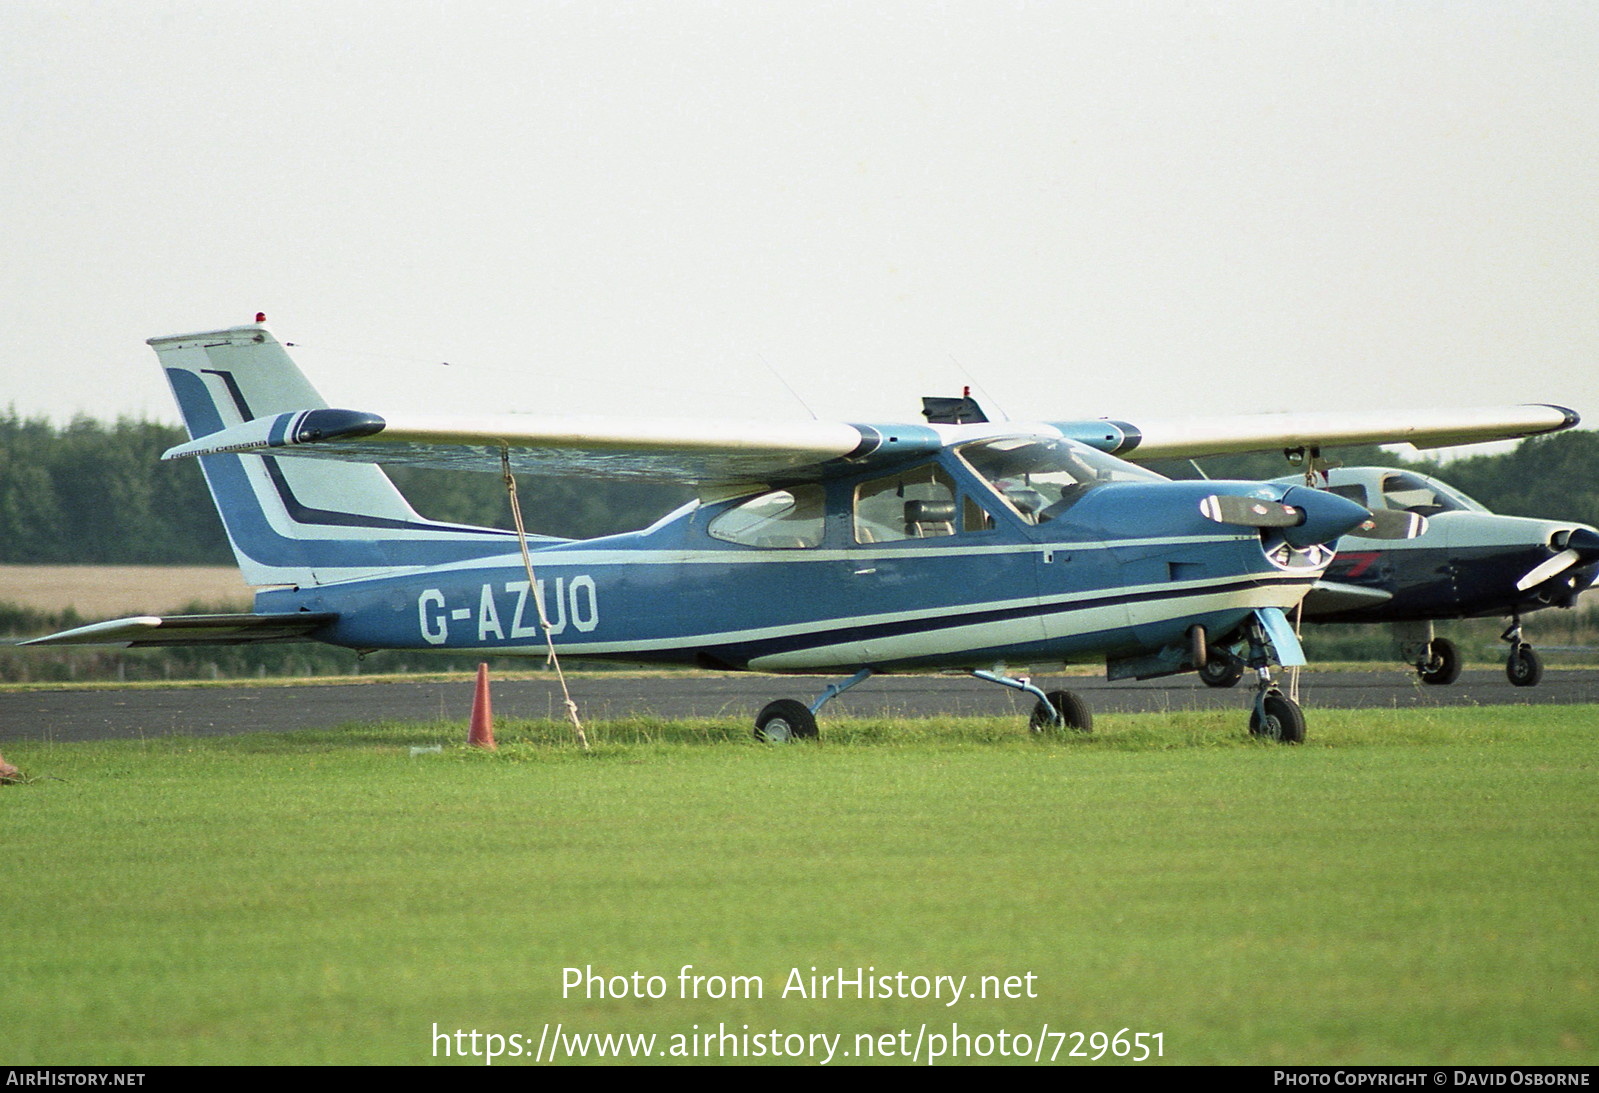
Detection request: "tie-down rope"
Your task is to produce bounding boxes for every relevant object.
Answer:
[500,449,588,749]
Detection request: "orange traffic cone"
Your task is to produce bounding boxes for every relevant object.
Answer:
[0,751,21,784]
[468,663,497,750]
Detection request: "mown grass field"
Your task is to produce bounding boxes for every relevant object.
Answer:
[3,707,1596,1066]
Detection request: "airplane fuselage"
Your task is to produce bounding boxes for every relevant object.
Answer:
[1279,467,1599,624]
[1317,510,1598,621]
[258,474,1324,676]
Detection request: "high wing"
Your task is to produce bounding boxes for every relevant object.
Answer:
[1050,405,1580,461]
[162,400,1580,487]
[156,326,1579,485]
[160,404,969,486]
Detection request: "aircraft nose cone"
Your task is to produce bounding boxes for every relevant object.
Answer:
[1278,485,1378,549]
[1568,526,1599,561]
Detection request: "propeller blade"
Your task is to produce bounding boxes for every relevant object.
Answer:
[1516,549,1583,592]
[1347,509,1428,540]
[1200,495,1301,528]
[1515,527,1599,592]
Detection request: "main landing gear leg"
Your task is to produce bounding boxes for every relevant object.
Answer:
[1501,616,1544,688]
[970,670,1092,734]
[1244,617,1305,744]
[753,669,873,742]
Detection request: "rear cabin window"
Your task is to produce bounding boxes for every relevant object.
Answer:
[708,486,826,548]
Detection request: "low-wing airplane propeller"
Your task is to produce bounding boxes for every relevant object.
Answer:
[1514,526,1599,593]
[1194,467,1599,688]
[25,322,1581,744]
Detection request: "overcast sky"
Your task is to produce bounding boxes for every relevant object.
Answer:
[4,1,1596,441]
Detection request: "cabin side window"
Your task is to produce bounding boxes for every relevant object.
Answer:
[1379,472,1474,516]
[1325,483,1369,507]
[854,465,961,543]
[708,486,826,548]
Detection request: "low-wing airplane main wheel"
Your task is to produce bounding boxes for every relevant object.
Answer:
[1198,652,1244,689]
[1029,690,1093,734]
[1248,692,1306,744]
[753,699,818,742]
[1416,638,1461,685]
[1506,644,1544,688]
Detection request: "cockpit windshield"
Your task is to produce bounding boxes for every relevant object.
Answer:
[958,436,1166,524]
[1379,471,1487,516]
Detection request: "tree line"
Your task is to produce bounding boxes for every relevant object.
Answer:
[1,409,1595,565]
[0,411,692,564]
[1146,429,1599,527]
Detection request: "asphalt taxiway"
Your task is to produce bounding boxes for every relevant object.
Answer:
[1,668,1595,743]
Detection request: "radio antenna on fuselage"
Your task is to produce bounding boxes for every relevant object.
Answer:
[949,355,1011,421]
[758,353,818,419]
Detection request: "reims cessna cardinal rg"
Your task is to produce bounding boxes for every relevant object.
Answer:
[26,322,1580,744]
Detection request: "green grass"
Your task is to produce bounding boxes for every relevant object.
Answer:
[3,708,1596,1065]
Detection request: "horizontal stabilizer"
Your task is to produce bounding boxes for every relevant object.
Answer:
[22,613,338,648]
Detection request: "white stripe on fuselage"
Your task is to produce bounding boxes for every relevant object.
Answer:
[420,569,1310,668]
[306,532,1249,586]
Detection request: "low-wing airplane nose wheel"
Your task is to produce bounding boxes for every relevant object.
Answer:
[1501,618,1544,687]
[1028,690,1093,734]
[1506,645,1543,687]
[1416,638,1461,685]
[754,699,819,742]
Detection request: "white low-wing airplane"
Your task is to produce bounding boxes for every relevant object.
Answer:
[25,321,1581,743]
[1255,466,1594,687]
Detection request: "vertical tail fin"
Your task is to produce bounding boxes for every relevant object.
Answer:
[152,322,515,587]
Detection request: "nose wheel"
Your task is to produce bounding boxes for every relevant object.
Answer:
[1502,618,1544,687]
[1249,688,1306,743]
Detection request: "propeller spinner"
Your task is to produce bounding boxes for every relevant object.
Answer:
[1200,488,1426,546]
[1515,526,1599,592]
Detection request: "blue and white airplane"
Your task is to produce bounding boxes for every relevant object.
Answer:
[25,321,1581,743]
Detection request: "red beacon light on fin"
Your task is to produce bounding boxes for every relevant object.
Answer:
[255,312,267,323]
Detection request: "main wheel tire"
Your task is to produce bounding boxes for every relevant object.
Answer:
[1029,690,1093,734]
[753,699,818,742]
[1506,644,1544,688]
[1249,693,1306,744]
[1199,653,1244,689]
[1417,638,1461,685]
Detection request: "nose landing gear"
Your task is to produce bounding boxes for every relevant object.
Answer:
[1242,616,1306,744]
[1502,617,1544,688]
